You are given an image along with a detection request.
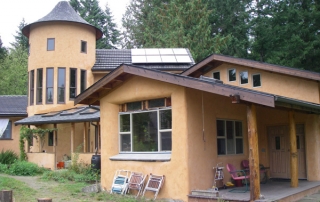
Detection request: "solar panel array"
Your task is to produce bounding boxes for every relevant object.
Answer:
[131,48,192,64]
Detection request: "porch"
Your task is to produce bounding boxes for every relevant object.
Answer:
[189,179,320,202]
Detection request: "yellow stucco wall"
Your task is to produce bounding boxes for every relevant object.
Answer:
[27,152,55,170]
[204,63,319,104]
[0,117,24,155]
[27,21,96,115]
[99,76,190,201]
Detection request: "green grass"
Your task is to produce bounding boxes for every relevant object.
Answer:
[0,176,37,202]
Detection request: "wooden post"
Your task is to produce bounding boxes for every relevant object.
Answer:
[0,190,13,202]
[53,124,57,170]
[289,110,298,187]
[71,123,75,154]
[247,104,260,201]
[97,122,100,152]
[83,122,87,153]
[37,198,52,202]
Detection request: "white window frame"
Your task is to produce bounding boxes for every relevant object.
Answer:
[252,73,262,88]
[239,71,249,85]
[228,68,236,82]
[217,119,243,155]
[119,107,172,153]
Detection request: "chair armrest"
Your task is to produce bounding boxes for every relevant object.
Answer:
[230,169,248,176]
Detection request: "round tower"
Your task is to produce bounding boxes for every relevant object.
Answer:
[22,1,102,115]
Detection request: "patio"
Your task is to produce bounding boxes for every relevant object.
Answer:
[189,179,320,202]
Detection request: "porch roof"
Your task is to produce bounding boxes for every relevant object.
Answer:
[181,54,320,81]
[75,64,320,114]
[15,105,99,126]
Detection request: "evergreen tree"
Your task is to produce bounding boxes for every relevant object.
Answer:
[10,18,29,51]
[0,36,8,62]
[69,0,120,49]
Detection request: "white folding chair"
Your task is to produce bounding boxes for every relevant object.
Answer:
[142,173,165,200]
[110,169,131,194]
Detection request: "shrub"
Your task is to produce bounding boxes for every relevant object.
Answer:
[0,149,18,164]
[6,161,47,176]
[0,163,8,173]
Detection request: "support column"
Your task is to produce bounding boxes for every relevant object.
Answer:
[289,110,298,187]
[53,124,57,170]
[83,122,87,153]
[247,104,260,201]
[97,122,100,152]
[71,123,75,153]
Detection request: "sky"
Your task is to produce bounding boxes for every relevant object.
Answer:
[0,0,130,48]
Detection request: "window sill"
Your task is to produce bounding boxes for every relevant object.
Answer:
[0,139,13,140]
[110,152,171,162]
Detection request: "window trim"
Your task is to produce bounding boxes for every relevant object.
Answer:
[69,68,77,100]
[119,107,172,153]
[46,67,54,104]
[47,38,55,51]
[29,70,34,105]
[57,67,66,104]
[228,68,236,82]
[213,71,220,80]
[252,73,262,88]
[239,71,249,85]
[36,68,43,105]
[81,40,87,53]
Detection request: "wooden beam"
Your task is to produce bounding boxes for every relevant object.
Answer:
[83,122,87,153]
[71,123,75,153]
[53,124,57,170]
[289,111,298,187]
[247,104,260,201]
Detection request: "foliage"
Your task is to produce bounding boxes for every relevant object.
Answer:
[0,176,37,200]
[0,149,18,164]
[10,18,29,51]
[4,161,47,176]
[0,163,7,173]
[69,0,121,49]
[0,36,8,62]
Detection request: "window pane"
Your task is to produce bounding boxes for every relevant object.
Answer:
[296,135,300,150]
[81,41,87,53]
[1,121,11,139]
[120,134,131,151]
[70,69,77,99]
[127,101,141,111]
[37,69,43,103]
[47,88,53,103]
[217,139,226,155]
[253,74,261,87]
[217,120,225,136]
[47,38,55,51]
[46,68,53,103]
[236,139,243,154]
[160,109,172,129]
[240,71,248,84]
[213,72,220,80]
[149,98,165,108]
[275,136,280,150]
[235,121,242,137]
[81,70,86,92]
[226,121,233,139]
[228,69,236,81]
[120,114,130,132]
[58,68,65,103]
[160,131,172,151]
[48,132,54,146]
[132,111,158,152]
[226,121,234,154]
[29,70,34,105]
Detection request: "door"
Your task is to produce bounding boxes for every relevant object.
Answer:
[268,125,307,179]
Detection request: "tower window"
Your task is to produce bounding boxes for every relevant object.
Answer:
[29,70,34,105]
[47,38,55,51]
[58,68,66,103]
[36,69,43,104]
[70,68,77,99]
[46,68,54,104]
[81,41,87,53]
[81,70,86,93]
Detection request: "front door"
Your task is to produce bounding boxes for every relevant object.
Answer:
[268,125,307,179]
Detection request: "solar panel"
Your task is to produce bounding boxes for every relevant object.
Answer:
[176,55,192,63]
[161,55,177,63]
[131,49,145,55]
[145,48,160,55]
[147,55,162,63]
[173,48,188,55]
[159,48,174,55]
[132,55,147,63]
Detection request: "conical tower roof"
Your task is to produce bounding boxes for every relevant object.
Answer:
[22,1,102,40]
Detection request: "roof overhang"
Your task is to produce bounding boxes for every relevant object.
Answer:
[181,54,320,81]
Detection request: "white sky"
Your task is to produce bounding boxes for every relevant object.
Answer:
[0,0,130,48]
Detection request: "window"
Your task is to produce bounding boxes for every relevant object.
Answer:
[216,120,243,155]
[119,108,172,152]
[28,44,31,56]
[36,69,43,104]
[47,38,55,51]
[0,121,12,139]
[228,69,236,82]
[81,41,87,53]
[48,131,54,146]
[46,68,54,103]
[80,70,86,93]
[70,68,77,99]
[240,71,248,84]
[252,74,261,87]
[29,70,34,105]
[213,72,220,80]
[58,68,65,103]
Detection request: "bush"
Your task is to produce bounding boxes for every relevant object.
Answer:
[0,149,18,164]
[6,161,47,176]
[42,167,98,183]
[0,163,8,173]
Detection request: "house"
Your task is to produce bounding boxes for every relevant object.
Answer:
[0,95,27,154]
[14,1,194,170]
[75,54,320,201]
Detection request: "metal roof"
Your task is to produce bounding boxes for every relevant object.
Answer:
[92,49,195,71]
[0,95,28,117]
[22,1,103,39]
[15,105,100,125]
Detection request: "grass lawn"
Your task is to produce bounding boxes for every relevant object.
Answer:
[0,176,36,202]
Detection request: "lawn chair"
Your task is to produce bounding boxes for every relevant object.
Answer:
[110,170,130,194]
[126,172,147,198]
[142,173,165,200]
[241,160,268,184]
[226,163,250,193]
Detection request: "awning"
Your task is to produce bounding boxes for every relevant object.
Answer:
[0,119,9,138]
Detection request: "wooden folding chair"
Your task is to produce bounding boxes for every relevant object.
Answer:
[126,172,147,198]
[142,173,165,200]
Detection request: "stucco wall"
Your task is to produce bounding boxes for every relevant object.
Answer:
[27,21,96,115]
[0,117,24,155]
[204,63,319,104]
[27,152,55,170]
[99,76,190,201]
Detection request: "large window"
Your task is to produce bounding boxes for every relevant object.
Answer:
[228,69,236,82]
[47,38,55,51]
[240,71,248,85]
[80,70,86,93]
[46,68,54,103]
[119,108,172,152]
[29,70,34,105]
[70,68,77,99]
[36,69,43,104]
[58,68,65,103]
[0,121,12,139]
[217,120,243,155]
[252,74,261,87]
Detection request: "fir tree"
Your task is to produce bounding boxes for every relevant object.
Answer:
[10,18,29,51]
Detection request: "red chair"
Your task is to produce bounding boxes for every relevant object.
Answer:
[226,163,250,192]
[241,160,268,184]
